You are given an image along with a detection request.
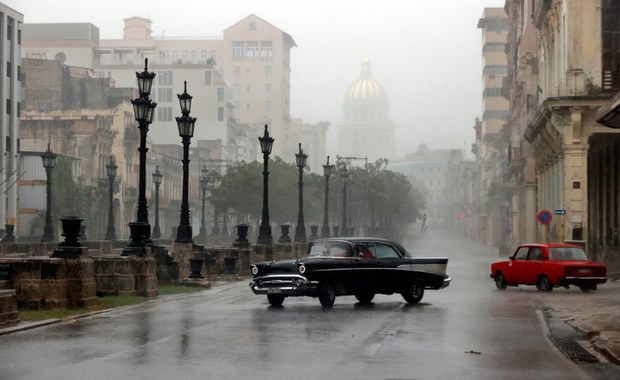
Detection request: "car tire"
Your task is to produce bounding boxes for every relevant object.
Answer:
[536,275,553,292]
[494,272,507,290]
[402,281,425,304]
[354,291,375,304]
[267,294,285,306]
[318,281,336,307]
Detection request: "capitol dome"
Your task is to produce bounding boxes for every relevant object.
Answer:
[344,59,388,103]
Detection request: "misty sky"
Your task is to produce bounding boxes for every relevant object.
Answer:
[5,0,506,159]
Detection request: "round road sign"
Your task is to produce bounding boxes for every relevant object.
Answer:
[537,209,552,225]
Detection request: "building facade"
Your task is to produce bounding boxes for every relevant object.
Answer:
[0,4,22,233]
[20,14,298,162]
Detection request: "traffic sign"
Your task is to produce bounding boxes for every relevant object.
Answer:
[537,209,552,225]
[555,209,566,215]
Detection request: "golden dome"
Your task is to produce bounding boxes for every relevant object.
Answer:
[345,60,388,102]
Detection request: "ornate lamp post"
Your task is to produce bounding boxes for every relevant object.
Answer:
[198,165,209,244]
[341,164,350,236]
[321,156,334,238]
[125,58,157,255]
[175,81,196,244]
[257,125,274,245]
[294,143,308,244]
[152,166,163,239]
[41,143,57,242]
[104,155,118,240]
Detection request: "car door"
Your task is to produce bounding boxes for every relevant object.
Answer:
[351,243,382,292]
[374,242,406,292]
[522,247,543,285]
[507,246,529,284]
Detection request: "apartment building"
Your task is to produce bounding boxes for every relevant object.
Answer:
[0,4,21,233]
[21,14,298,162]
[475,8,510,246]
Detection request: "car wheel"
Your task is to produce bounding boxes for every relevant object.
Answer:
[354,291,375,304]
[318,281,336,307]
[495,272,507,290]
[267,294,285,306]
[402,281,425,304]
[536,275,553,292]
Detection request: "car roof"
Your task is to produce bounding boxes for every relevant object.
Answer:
[519,242,581,248]
[309,237,406,250]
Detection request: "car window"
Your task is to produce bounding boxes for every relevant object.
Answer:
[549,247,588,261]
[513,247,528,260]
[307,241,353,257]
[355,244,376,259]
[528,248,543,261]
[374,244,401,258]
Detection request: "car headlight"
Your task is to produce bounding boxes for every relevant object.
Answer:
[298,264,306,274]
[251,265,258,275]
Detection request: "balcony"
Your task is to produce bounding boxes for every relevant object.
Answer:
[508,141,526,173]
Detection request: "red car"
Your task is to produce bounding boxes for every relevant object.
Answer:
[490,243,606,292]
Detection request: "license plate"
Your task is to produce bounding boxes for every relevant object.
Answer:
[268,287,281,294]
[578,269,590,274]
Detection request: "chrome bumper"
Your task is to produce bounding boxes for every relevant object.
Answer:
[249,274,319,296]
[441,276,451,289]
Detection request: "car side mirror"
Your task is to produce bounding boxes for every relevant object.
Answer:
[509,256,514,260]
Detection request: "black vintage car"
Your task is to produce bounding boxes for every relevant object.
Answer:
[249,237,451,307]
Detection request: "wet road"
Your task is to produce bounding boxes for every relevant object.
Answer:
[0,230,591,380]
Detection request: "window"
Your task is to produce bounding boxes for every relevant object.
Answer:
[483,65,508,75]
[205,71,212,85]
[483,110,509,120]
[7,18,13,41]
[6,99,10,114]
[374,244,400,258]
[233,41,244,60]
[218,107,224,121]
[234,66,241,76]
[260,41,272,60]
[157,107,173,122]
[483,42,505,52]
[265,66,272,78]
[528,248,543,261]
[157,71,173,86]
[156,88,173,102]
[217,88,224,102]
[246,41,259,60]
[250,22,256,31]
[6,62,10,78]
[483,88,503,97]
[234,84,240,93]
[265,101,272,113]
[513,247,528,260]
[265,83,272,94]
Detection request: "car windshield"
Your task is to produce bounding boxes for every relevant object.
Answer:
[548,247,589,261]
[307,241,353,257]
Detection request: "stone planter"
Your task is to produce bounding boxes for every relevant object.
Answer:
[278,224,291,243]
[233,224,249,247]
[189,258,205,279]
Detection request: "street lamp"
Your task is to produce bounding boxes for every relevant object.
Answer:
[125,58,157,255]
[104,155,118,240]
[321,156,334,238]
[175,81,196,244]
[341,164,349,236]
[41,143,57,242]
[257,124,274,245]
[294,143,308,244]
[198,165,209,244]
[152,166,163,239]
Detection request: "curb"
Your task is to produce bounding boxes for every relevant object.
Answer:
[564,315,620,365]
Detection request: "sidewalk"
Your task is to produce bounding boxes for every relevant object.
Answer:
[543,273,620,365]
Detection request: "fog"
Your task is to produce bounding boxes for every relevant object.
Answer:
[5,0,506,158]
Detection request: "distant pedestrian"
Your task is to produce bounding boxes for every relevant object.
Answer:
[420,214,429,237]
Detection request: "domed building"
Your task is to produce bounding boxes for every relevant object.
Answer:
[337,60,396,161]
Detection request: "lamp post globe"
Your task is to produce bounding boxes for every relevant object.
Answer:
[124,58,157,256]
[41,143,57,242]
[152,166,163,239]
[321,156,334,238]
[104,155,118,240]
[175,81,196,244]
[294,143,308,244]
[257,125,274,245]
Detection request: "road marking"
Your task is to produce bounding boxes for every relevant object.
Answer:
[365,341,381,357]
